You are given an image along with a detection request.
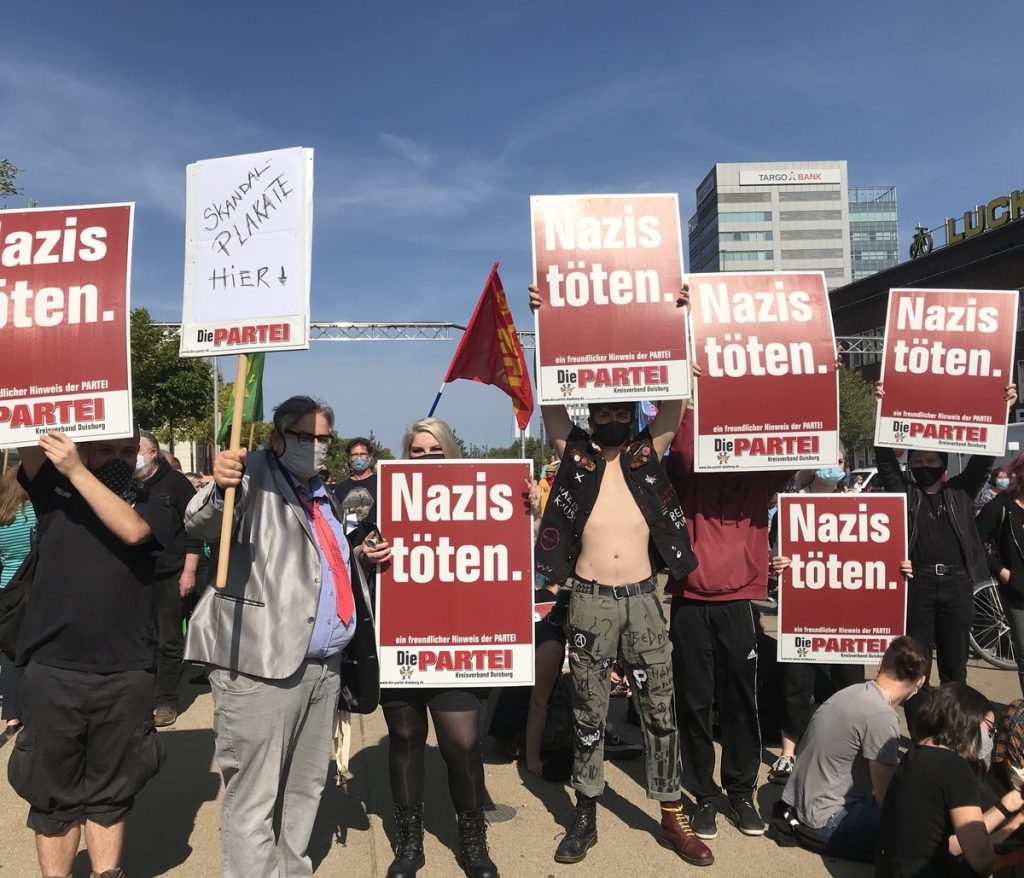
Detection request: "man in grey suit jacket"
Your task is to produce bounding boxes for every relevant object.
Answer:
[184,395,386,878]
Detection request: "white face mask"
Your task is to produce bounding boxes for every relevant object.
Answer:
[978,727,994,762]
[135,453,148,474]
[278,437,328,480]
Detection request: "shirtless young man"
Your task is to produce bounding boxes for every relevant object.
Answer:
[529,285,711,866]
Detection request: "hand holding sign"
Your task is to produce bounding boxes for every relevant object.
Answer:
[689,272,839,472]
[777,494,909,664]
[531,194,690,405]
[874,288,1019,455]
[213,447,246,490]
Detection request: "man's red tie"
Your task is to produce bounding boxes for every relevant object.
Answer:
[300,494,355,625]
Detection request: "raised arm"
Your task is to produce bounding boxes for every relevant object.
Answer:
[543,405,573,458]
[39,432,153,545]
[649,399,684,458]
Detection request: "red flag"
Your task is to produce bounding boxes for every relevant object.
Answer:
[444,262,535,430]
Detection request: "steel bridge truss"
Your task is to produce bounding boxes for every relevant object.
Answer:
[155,322,884,355]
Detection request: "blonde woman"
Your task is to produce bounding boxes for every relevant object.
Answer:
[373,417,498,878]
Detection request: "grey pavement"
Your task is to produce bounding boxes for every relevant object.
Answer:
[1,613,1020,878]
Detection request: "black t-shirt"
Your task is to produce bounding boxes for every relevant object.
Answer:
[17,461,169,672]
[876,745,981,878]
[140,458,198,578]
[912,491,963,568]
[334,473,377,526]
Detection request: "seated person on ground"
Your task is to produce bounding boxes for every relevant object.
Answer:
[777,636,927,862]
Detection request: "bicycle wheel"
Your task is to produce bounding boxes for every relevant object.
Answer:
[970,578,1018,671]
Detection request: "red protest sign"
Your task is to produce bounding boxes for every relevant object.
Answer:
[376,460,535,687]
[0,204,134,447]
[777,494,908,663]
[689,272,839,472]
[531,194,690,405]
[875,288,1018,456]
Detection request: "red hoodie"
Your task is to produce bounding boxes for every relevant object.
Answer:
[665,408,793,601]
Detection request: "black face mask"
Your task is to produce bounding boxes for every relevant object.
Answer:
[93,458,140,504]
[911,465,945,488]
[592,421,632,447]
[416,452,446,460]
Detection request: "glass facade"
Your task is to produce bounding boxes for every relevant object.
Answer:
[720,250,773,262]
[849,186,899,282]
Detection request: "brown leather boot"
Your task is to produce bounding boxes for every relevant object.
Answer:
[659,802,714,866]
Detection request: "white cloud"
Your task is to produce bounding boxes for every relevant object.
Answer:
[377,132,436,169]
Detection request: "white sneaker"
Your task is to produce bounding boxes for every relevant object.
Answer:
[768,755,795,785]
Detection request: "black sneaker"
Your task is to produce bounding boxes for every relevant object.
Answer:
[690,800,718,840]
[603,726,643,760]
[728,797,767,836]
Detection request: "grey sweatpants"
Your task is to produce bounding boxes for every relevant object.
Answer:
[566,578,681,801]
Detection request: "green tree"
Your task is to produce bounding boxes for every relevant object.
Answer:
[839,365,877,459]
[480,436,553,477]
[0,158,22,199]
[131,308,214,451]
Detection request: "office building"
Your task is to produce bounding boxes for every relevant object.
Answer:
[688,161,898,289]
[849,186,899,281]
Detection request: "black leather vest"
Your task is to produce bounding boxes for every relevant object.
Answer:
[534,426,698,582]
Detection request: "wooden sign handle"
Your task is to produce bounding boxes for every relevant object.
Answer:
[215,353,248,589]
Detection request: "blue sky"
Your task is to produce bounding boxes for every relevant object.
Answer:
[4,2,1021,454]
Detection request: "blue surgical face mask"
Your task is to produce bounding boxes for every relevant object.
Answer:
[816,467,845,485]
[996,478,1010,490]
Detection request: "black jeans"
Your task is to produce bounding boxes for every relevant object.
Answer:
[781,662,864,739]
[903,573,974,731]
[152,573,185,707]
[905,573,973,684]
[670,597,761,800]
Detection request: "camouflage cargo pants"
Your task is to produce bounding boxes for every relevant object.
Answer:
[566,576,681,801]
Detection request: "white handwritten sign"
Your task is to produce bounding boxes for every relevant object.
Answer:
[180,147,313,356]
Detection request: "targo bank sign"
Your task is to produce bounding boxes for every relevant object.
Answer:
[739,168,843,186]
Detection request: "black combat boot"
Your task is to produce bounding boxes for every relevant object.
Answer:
[553,793,598,863]
[387,803,425,878]
[455,809,499,878]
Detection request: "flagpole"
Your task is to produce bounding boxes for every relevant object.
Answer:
[215,353,248,589]
[427,382,446,418]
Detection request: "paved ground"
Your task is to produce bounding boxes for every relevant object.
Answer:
[1,611,1020,878]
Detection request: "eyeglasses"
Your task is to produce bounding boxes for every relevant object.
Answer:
[285,430,334,446]
[409,444,444,457]
[591,406,634,424]
[983,717,996,738]
[349,453,371,460]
